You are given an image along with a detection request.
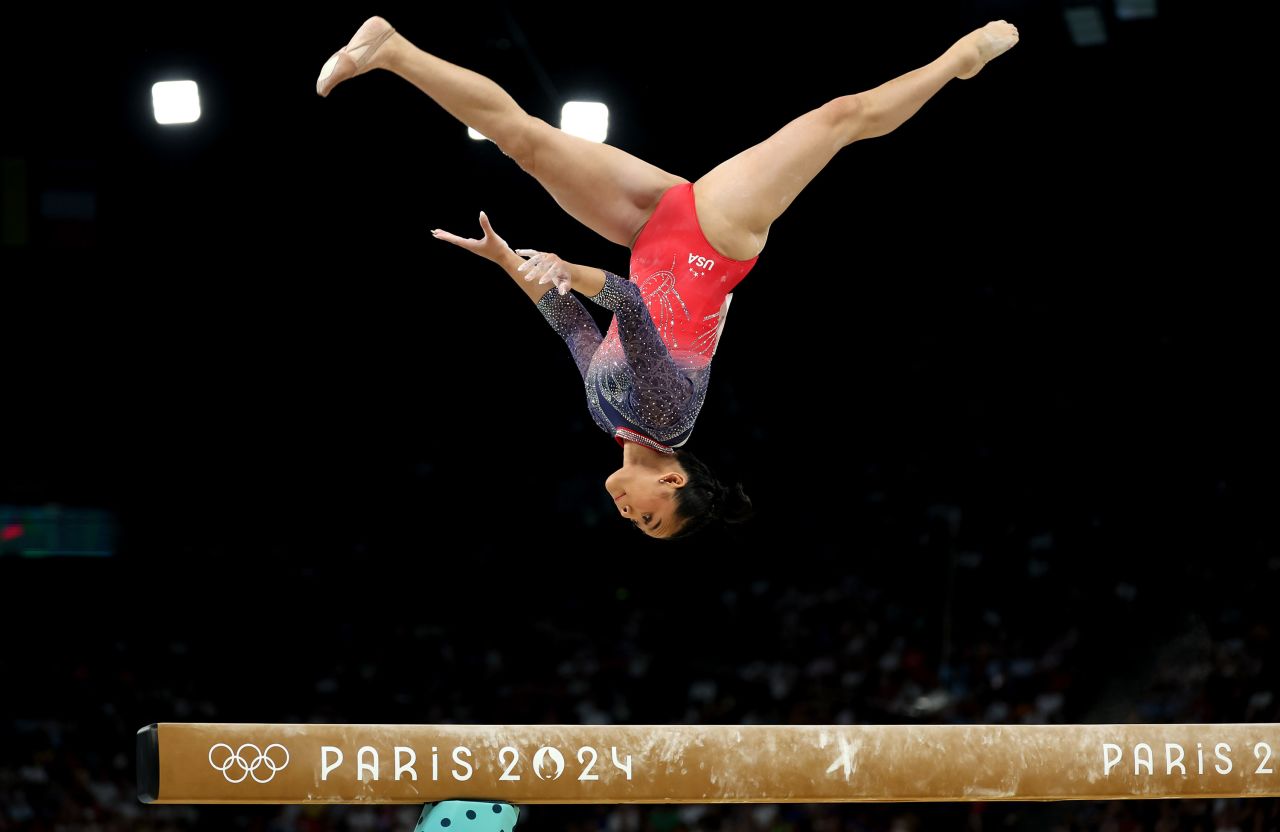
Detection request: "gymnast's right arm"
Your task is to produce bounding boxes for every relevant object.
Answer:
[431,211,554,303]
[430,212,603,380]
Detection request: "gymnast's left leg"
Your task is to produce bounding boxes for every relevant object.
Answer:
[692,21,1018,262]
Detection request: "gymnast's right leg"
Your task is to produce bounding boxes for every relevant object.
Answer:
[316,16,685,248]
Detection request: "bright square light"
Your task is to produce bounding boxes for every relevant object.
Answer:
[560,101,608,143]
[152,80,201,125]
[468,127,490,141]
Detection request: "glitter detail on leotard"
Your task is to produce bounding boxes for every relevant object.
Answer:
[538,273,704,446]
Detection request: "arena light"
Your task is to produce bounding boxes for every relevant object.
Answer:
[560,102,608,143]
[139,722,1280,804]
[468,127,490,141]
[151,81,201,125]
[1115,0,1157,19]
[1064,6,1108,46]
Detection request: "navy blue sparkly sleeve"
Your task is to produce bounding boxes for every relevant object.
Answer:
[535,289,603,380]
[586,272,693,423]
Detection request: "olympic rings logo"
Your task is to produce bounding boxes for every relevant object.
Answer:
[208,743,291,783]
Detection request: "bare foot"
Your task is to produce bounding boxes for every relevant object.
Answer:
[954,20,1019,80]
[316,16,398,97]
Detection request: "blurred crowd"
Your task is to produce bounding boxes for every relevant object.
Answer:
[2,491,1276,832]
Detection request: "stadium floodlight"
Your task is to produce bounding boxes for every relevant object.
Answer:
[561,101,608,143]
[151,80,201,125]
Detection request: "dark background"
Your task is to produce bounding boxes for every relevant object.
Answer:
[1,1,1275,830]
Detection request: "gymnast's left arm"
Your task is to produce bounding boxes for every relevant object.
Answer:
[515,252,692,425]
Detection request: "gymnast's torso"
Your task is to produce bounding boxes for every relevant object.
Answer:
[538,183,759,452]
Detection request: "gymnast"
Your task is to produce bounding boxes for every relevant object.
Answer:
[316,15,1018,538]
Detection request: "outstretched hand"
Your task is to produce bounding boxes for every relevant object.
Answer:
[431,211,515,264]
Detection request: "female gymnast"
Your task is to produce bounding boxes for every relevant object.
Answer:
[316,16,1018,539]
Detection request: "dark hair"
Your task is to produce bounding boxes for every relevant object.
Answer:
[668,448,754,539]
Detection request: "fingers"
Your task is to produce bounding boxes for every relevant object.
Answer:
[431,229,482,252]
[512,249,568,293]
[516,251,546,278]
[536,264,571,295]
[526,262,551,284]
[478,210,495,237]
[534,264,560,285]
[519,254,555,286]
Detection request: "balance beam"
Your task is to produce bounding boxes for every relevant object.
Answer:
[137,723,1280,804]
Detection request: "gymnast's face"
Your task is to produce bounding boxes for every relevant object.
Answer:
[605,467,686,539]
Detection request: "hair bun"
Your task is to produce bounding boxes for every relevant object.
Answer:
[671,449,754,537]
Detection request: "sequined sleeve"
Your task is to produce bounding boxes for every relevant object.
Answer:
[535,289,604,380]
[586,272,693,425]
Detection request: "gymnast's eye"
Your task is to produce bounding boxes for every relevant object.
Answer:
[643,514,652,524]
